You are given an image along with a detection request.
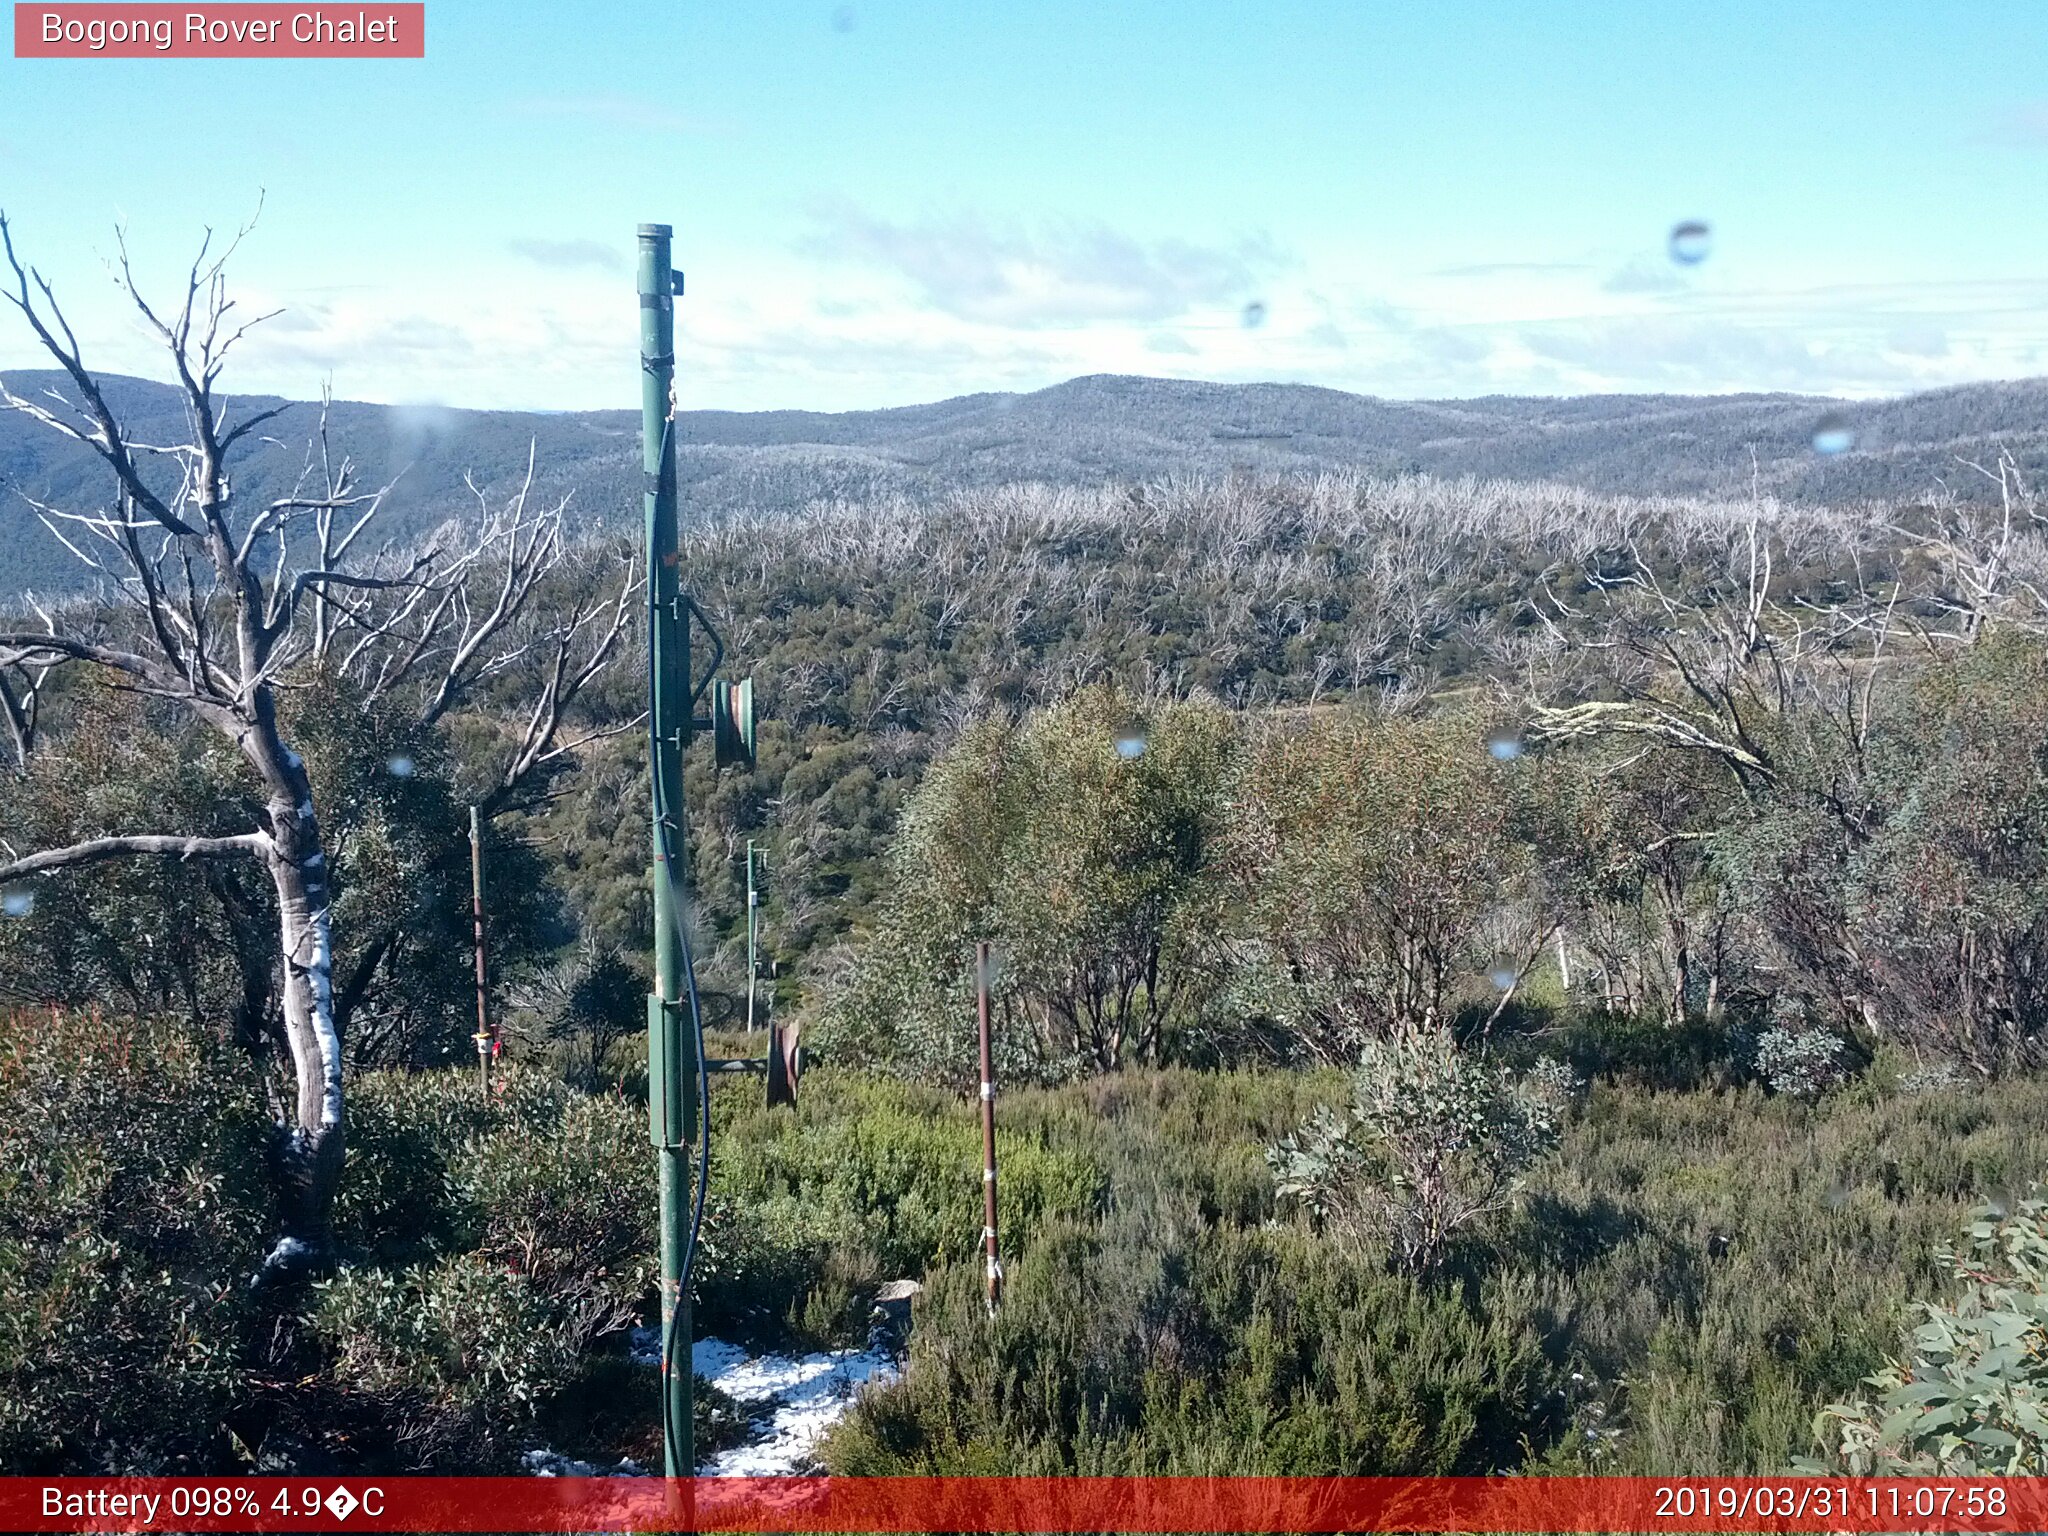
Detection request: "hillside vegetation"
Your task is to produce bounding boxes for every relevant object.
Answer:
[8,456,2048,1477]
[6,369,2048,593]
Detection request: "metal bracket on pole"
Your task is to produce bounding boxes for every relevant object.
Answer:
[646,994,698,1149]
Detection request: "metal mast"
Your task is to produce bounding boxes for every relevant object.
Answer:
[639,219,760,1480]
[640,222,695,1480]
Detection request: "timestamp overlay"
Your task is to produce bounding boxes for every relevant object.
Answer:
[0,1476,2042,1532]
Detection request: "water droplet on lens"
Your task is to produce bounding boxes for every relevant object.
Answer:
[387,755,415,778]
[1487,734,1522,762]
[1,886,33,918]
[975,947,1005,991]
[1668,220,1712,266]
[1810,413,1855,456]
[831,4,856,31]
[1489,966,1519,991]
[1114,734,1147,759]
[1240,301,1267,329]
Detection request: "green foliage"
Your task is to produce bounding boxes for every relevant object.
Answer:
[0,674,562,1068]
[312,1256,576,1463]
[824,687,1234,1081]
[0,1008,269,1472]
[821,1064,2048,1477]
[310,1066,653,1466]
[832,1221,1552,1476]
[1848,634,2048,1069]
[1496,1009,1745,1093]
[702,1070,1104,1345]
[1753,1025,1852,1101]
[0,688,258,1026]
[507,938,647,1090]
[1269,1027,1562,1271]
[1525,743,1740,1027]
[280,674,561,1067]
[331,1065,572,1262]
[1224,706,1541,1056]
[1809,1193,2048,1474]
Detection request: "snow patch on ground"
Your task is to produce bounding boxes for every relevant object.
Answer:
[689,1337,898,1476]
[522,1449,648,1477]
[546,1328,897,1477]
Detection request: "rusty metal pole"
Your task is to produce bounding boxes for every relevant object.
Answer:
[976,941,1002,1316]
[745,840,761,1034]
[468,805,490,1101]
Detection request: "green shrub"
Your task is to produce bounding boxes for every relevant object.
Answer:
[704,1070,1104,1344]
[313,1255,576,1464]
[451,1092,656,1346]
[311,1067,654,1466]
[821,690,1235,1082]
[1754,1025,1852,1101]
[1808,1192,2048,1474]
[823,1067,1554,1475]
[1269,1027,1561,1271]
[0,1008,269,1472]
[824,1064,2048,1477]
[332,1066,572,1263]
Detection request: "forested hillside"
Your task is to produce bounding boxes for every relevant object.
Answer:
[5,368,2048,594]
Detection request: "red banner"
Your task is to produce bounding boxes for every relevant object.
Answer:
[13,4,424,57]
[0,1476,2040,1533]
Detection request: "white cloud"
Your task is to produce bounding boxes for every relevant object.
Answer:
[800,206,1288,327]
[508,238,626,274]
[1602,254,1687,295]
[12,204,2043,413]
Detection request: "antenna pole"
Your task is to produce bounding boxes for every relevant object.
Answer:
[641,221,695,1481]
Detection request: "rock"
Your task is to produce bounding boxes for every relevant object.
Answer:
[867,1279,922,1358]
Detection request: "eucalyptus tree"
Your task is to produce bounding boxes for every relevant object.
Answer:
[0,214,633,1274]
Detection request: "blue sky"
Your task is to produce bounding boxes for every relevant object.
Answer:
[1,1,2045,410]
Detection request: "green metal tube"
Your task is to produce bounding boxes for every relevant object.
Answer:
[639,221,693,1480]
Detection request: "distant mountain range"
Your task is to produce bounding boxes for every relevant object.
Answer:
[3,370,2044,593]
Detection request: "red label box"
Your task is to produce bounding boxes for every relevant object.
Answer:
[14,3,424,56]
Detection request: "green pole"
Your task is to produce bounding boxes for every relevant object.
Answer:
[639,221,694,1480]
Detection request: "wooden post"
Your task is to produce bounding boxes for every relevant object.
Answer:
[469,805,490,1100]
[977,941,1002,1316]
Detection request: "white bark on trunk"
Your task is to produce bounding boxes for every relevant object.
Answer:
[255,743,346,1275]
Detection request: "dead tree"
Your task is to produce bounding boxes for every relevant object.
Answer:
[0,604,58,771]
[0,213,633,1276]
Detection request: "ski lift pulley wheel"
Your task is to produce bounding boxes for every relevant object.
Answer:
[712,677,756,771]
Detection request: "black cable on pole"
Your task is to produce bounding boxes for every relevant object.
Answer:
[647,426,713,1472]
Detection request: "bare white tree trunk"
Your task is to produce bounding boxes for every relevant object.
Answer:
[259,747,345,1268]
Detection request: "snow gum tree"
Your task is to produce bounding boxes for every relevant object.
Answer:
[0,213,632,1276]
